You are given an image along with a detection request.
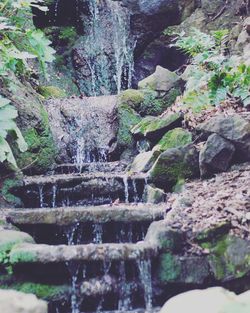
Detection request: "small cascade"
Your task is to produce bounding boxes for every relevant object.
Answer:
[52,184,57,208]
[38,185,44,208]
[67,262,81,313]
[77,0,135,96]
[137,259,153,311]
[93,223,103,244]
[123,175,129,203]
[118,261,132,311]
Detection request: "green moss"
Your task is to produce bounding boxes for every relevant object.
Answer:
[17,106,57,174]
[131,116,155,136]
[159,253,181,283]
[58,26,78,46]
[146,113,180,134]
[1,177,22,206]
[153,128,192,153]
[10,250,37,264]
[38,86,66,99]
[117,103,141,148]
[119,89,144,110]
[0,282,68,300]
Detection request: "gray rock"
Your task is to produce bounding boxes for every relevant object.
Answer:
[197,114,250,162]
[199,134,235,178]
[129,150,159,173]
[0,290,47,313]
[0,229,35,253]
[138,66,181,93]
[160,287,250,313]
[143,185,166,204]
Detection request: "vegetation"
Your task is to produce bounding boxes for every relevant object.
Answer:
[174,28,250,112]
[0,0,55,170]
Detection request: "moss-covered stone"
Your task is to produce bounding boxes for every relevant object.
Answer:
[0,282,69,301]
[201,235,250,281]
[149,144,199,190]
[9,249,37,265]
[117,103,141,152]
[153,128,192,153]
[131,113,183,142]
[159,253,210,284]
[119,89,144,111]
[16,106,57,174]
[1,176,23,206]
[38,85,67,99]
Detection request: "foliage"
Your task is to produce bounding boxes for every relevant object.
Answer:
[0,0,55,78]
[0,95,27,168]
[174,28,250,111]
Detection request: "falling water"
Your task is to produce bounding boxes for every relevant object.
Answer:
[118,261,132,311]
[65,224,79,245]
[66,262,80,313]
[93,223,103,244]
[52,185,57,208]
[79,0,135,96]
[137,259,153,311]
[123,175,129,203]
[38,185,44,208]
[132,180,139,203]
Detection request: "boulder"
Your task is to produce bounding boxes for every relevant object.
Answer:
[129,150,159,173]
[197,115,250,162]
[138,66,181,93]
[153,128,192,153]
[149,144,200,189]
[160,287,250,313]
[199,134,235,178]
[159,253,210,284]
[0,290,47,313]
[0,230,35,255]
[131,112,183,142]
[142,184,166,204]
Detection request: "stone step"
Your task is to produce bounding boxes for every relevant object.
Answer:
[52,161,127,175]
[12,173,149,208]
[7,204,166,225]
[10,242,158,263]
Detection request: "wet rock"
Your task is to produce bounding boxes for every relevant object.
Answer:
[199,134,235,178]
[142,185,166,204]
[129,150,159,173]
[46,96,118,163]
[149,144,200,190]
[138,66,181,94]
[81,275,117,297]
[160,287,250,313]
[197,114,250,162]
[131,112,183,142]
[153,128,192,153]
[0,290,47,313]
[159,253,210,284]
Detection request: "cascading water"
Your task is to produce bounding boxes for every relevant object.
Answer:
[76,0,135,96]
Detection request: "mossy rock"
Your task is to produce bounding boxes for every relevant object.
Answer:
[131,113,183,143]
[119,89,144,111]
[0,230,34,274]
[159,253,210,284]
[117,103,142,152]
[201,235,250,281]
[16,106,57,174]
[153,128,192,153]
[38,86,67,99]
[0,282,69,301]
[1,176,23,207]
[149,144,200,190]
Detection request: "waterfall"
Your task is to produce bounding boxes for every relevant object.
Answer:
[93,223,103,244]
[67,262,80,313]
[78,0,135,96]
[123,175,129,203]
[52,185,57,208]
[118,261,132,311]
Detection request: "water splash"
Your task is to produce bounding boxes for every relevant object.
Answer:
[137,259,153,311]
